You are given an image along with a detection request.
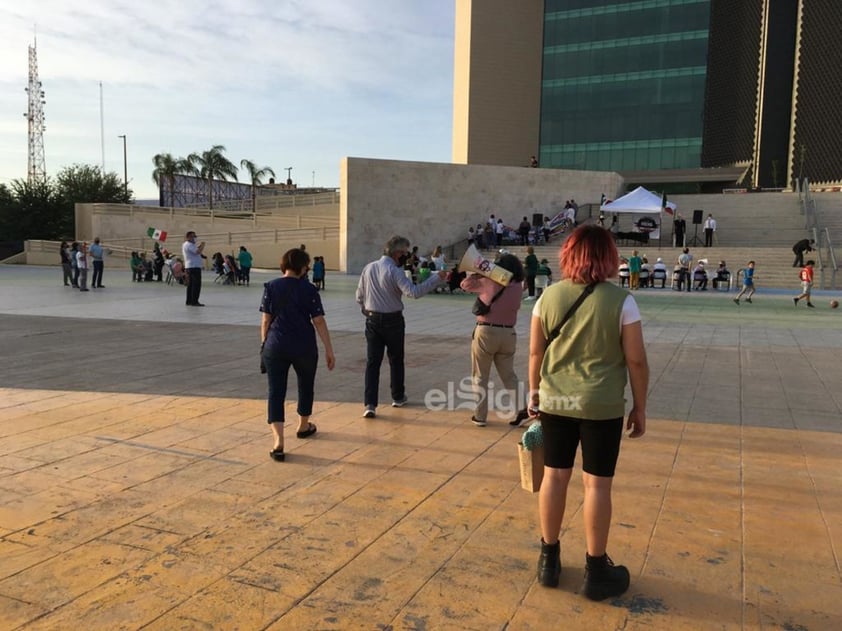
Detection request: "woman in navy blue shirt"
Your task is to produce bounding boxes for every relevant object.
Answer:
[260,248,335,461]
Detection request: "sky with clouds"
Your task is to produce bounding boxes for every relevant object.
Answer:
[0,1,455,199]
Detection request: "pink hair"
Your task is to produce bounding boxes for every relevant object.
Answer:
[559,225,619,283]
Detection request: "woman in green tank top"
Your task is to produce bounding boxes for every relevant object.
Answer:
[528,224,649,601]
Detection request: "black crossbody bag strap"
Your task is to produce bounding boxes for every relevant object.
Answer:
[547,282,597,343]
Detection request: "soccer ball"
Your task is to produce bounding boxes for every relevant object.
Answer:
[831,299,839,309]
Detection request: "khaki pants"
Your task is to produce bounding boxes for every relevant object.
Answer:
[471,325,519,421]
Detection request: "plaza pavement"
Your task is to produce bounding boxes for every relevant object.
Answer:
[0,263,840,630]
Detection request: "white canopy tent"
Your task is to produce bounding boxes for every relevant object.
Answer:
[600,186,676,244]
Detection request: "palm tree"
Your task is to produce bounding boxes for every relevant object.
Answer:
[187,145,238,209]
[240,159,276,212]
[152,153,193,207]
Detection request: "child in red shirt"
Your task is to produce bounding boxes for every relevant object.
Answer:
[793,260,815,308]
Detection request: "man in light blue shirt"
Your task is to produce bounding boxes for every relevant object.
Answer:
[356,236,445,418]
[182,231,206,306]
[88,237,110,289]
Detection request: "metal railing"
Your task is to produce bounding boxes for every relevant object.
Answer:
[194,226,340,245]
[89,202,338,228]
[811,226,825,288]
[821,227,838,289]
[180,190,340,212]
[798,178,823,233]
[25,225,340,263]
[256,190,340,210]
[799,179,839,289]
[26,240,135,261]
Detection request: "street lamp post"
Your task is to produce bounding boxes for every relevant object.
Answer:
[117,134,127,198]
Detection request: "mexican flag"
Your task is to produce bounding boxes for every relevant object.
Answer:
[147,227,167,242]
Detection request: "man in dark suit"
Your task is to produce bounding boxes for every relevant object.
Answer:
[792,238,815,267]
[673,214,686,247]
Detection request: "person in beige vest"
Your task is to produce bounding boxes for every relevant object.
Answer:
[529,224,648,601]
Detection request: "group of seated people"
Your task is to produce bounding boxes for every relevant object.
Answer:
[130,247,169,283]
[618,256,668,288]
[673,260,731,291]
[620,257,731,291]
[130,251,155,282]
[212,252,241,286]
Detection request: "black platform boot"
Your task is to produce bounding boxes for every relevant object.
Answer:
[582,553,629,601]
[537,539,561,587]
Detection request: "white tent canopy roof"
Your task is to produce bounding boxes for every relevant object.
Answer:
[600,186,676,214]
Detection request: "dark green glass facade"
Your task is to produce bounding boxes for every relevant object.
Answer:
[540,0,710,172]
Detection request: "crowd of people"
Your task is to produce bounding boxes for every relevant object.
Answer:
[467,205,578,251]
[255,227,649,602]
[52,216,833,605]
[616,246,733,292]
[60,240,110,291]
[58,235,328,306]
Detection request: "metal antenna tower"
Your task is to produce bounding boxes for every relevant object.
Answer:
[24,36,47,184]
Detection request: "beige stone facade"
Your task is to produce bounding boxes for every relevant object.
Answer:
[28,158,622,274]
[452,0,544,167]
[68,202,340,271]
[341,156,622,274]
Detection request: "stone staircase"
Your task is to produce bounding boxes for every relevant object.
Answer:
[666,192,808,247]
[501,244,831,291]
[815,193,842,242]
[484,190,842,290]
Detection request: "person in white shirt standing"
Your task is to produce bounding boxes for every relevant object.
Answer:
[182,231,206,307]
[76,242,90,292]
[704,214,717,247]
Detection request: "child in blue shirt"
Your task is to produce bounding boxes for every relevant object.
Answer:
[733,260,755,304]
[311,256,326,290]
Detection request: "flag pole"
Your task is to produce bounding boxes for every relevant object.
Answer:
[660,191,667,249]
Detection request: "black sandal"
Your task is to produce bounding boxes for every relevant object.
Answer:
[269,448,285,462]
[296,423,318,439]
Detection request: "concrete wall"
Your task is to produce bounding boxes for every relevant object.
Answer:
[74,204,340,269]
[22,237,340,271]
[340,157,624,273]
[452,0,544,166]
[668,192,805,246]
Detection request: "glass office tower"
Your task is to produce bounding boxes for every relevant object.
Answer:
[539,0,711,173]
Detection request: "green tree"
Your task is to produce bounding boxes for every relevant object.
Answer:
[55,164,133,205]
[0,183,12,212]
[188,145,238,209]
[0,178,66,241]
[0,164,129,243]
[240,159,275,212]
[152,153,194,207]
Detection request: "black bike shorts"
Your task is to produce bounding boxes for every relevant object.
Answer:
[540,412,624,477]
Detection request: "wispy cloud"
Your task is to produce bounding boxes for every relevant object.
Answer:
[0,0,454,196]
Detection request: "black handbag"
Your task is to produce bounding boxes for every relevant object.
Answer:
[472,285,506,316]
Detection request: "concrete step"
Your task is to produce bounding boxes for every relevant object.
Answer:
[502,244,837,290]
